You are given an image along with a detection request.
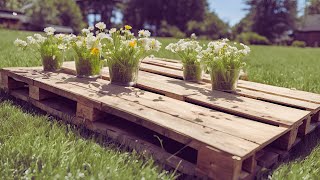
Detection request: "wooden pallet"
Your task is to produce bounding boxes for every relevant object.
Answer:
[141,58,320,130]
[1,60,319,180]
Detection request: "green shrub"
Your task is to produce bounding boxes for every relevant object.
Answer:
[291,40,306,48]
[236,32,270,45]
[158,21,186,38]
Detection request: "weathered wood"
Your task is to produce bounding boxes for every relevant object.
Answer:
[298,116,312,136]
[62,62,311,129]
[10,88,29,102]
[196,146,242,180]
[264,147,290,161]
[236,88,320,112]
[4,64,319,179]
[242,154,257,173]
[29,85,56,100]
[0,71,26,91]
[76,102,104,121]
[272,124,300,150]
[256,151,279,168]
[312,111,320,122]
[141,58,320,106]
[55,74,287,146]
[7,68,267,158]
[238,80,320,104]
[309,121,320,133]
[87,121,197,176]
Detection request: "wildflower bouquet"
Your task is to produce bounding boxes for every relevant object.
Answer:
[14,27,71,71]
[70,22,108,78]
[103,25,161,86]
[165,34,203,82]
[199,39,250,92]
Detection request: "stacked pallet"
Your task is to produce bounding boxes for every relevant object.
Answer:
[1,58,319,180]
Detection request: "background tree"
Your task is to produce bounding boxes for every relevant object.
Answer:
[123,0,208,35]
[27,0,84,33]
[306,0,320,14]
[187,12,229,39]
[231,14,253,39]
[0,0,32,11]
[245,0,297,42]
[77,0,116,28]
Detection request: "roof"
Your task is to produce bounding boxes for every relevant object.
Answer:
[298,14,320,32]
[0,9,30,23]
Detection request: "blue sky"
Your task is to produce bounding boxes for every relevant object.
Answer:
[208,0,307,26]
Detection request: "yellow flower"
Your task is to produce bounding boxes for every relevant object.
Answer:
[125,25,132,30]
[129,40,136,48]
[90,47,99,55]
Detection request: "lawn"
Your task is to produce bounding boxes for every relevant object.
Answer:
[1,28,320,179]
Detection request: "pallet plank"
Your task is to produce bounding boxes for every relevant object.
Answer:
[196,146,242,180]
[48,73,287,146]
[62,62,311,128]
[8,68,263,158]
[87,121,197,176]
[142,58,320,105]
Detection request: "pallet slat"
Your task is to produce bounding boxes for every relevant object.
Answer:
[142,58,320,106]
[62,62,311,129]
[2,68,272,158]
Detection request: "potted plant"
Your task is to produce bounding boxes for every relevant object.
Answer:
[102,25,161,86]
[14,27,70,71]
[70,23,108,78]
[165,33,203,82]
[199,39,250,92]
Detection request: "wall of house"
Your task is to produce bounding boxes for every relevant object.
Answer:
[295,31,320,47]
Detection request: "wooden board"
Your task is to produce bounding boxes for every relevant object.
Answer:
[62,62,311,129]
[142,58,320,106]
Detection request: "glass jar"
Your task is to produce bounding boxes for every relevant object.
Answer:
[210,68,240,92]
[182,63,202,83]
[109,62,139,86]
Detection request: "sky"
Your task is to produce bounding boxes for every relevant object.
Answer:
[208,0,307,26]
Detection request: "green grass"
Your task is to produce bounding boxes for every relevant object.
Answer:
[1,29,320,179]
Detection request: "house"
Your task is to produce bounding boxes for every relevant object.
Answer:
[0,9,30,29]
[0,8,73,33]
[295,14,320,47]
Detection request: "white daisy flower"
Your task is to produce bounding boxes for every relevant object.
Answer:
[138,30,151,37]
[55,33,65,39]
[44,27,56,35]
[109,28,116,34]
[14,39,27,47]
[26,36,36,44]
[75,40,83,48]
[88,26,94,31]
[148,39,161,51]
[81,28,90,35]
[95,22,106,30]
